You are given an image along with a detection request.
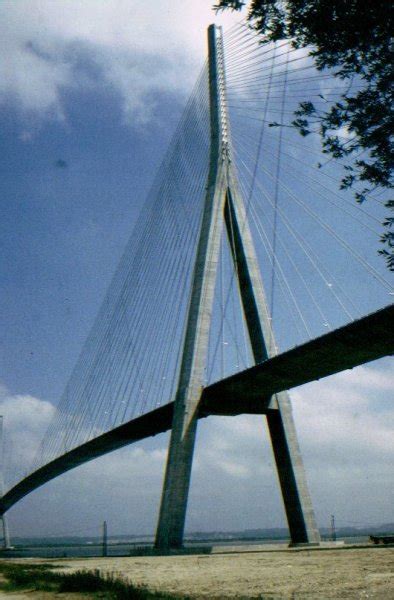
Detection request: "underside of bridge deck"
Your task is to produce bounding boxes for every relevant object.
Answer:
[201,304,394,415]
[0,304,392,515]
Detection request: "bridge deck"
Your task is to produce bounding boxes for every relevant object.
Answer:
[1,305,392,514]
[202,304,394,415]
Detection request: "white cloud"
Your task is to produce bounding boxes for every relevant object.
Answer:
[290,361,394,525]
[0,385,55,487]
[189,360,394,530]
[0,0,239,125]
[292,363,394,462]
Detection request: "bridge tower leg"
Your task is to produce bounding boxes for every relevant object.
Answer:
[224,179,320,545]
[1,516,10,550]
[155,25,228,550]
[155,24,320,550]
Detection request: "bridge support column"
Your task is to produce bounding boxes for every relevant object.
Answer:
[267,395,320,545]
[155,161,227,548]
[1,515,10,550]
[155,24,228,551]
[224,133,320,547]
[155,397,199,549]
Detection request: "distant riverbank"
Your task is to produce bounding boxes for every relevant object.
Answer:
[0,535,370,559]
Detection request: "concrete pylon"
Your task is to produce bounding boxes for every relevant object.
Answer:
[224,175,320,545]
[155,24,320,550]
[155,26,228,550]
[1,516,10,550]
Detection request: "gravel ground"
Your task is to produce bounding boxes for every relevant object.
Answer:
[48,544,394,599]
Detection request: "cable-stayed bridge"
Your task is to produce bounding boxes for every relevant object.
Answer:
[1,23,393,550]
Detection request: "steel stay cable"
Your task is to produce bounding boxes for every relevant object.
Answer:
[227,88,362,104]
[233,138,392,292]
[252,187,363,320]
[227,65,333,90]
[231,125,386,211]
[224,41,301,69]
[224,37,272,59]
[34,141,206,460]
[221,20,250,42]
[33,70,212,464]
[35,76,211,460]
[224,44,303,76]
[111,123,211,422]
[232,143,352,318]
[222,20,248,39]
[87,127,208,436]
[230,111,361,146]
[103,112,211,418]
[121,149,209,418]
[111,101,212,418]
[235,173,307,343]
[227,89,365,102]
[67,157,203,448]
[236,131,383,228]
[223,27,261,53]
[229,106,309,116]
[231,134,371,319]
[232,134,362,319]
[231,122,383,233]
[263,151,381,235]
[153,208,207,410]
[111,146,209,418]
[59,164,199,450]
[222,28,252,51]
[115,150,209,422]
[250,201,333,328]
[226,72,355,94]
[226,52,315,84]
[235,166,313,340]
[71,76,212,432]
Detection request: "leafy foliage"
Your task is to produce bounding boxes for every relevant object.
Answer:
[215,1,394,269]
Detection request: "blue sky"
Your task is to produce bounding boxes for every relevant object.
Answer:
[0,62,182,402]
[0,1,393,538]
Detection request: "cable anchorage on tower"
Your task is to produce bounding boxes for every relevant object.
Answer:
[215,26,231,162]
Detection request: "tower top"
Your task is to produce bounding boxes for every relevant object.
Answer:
[207,24,230,162]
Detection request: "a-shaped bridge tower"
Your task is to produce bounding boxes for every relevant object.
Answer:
[155,25,320,549]
[2,23,393,553]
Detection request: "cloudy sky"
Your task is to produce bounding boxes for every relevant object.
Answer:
[0,1,393,539]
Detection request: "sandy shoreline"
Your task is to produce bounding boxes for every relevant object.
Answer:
[39,544,394,598]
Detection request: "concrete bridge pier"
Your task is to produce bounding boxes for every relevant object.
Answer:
[267,395,320,545]
[1,515,11,550]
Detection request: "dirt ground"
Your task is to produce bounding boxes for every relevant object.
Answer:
[1,545,393,599]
